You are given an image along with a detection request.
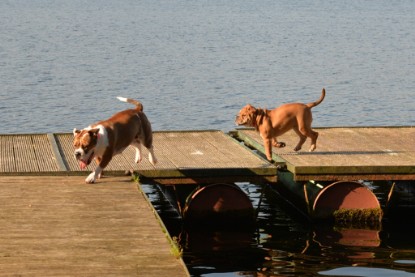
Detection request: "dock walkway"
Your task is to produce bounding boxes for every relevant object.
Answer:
[0,130,275,276]
[234,126,415,181]
[0,176,189,276]
[0,130,277,184]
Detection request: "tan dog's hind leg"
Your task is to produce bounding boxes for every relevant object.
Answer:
[294,109,319,152]
[309,131,319,152]
[294,126,319,152]
[293,127,307,151]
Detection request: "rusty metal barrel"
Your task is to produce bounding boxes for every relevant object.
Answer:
[182,183,255,226]
[276,171,382,226]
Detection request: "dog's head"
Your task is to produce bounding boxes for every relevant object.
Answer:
[235,104,257,126]
[73,128,99,169]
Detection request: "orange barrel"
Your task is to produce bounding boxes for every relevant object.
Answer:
[276,171,382,225]
[182,183,254,227]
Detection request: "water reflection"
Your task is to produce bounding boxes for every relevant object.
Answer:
[312,226,381,248]
[179,229,265,276]
[320,267,415,277]
[141,183,415,277]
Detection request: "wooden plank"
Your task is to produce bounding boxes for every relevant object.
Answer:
[13,135,38,172]
[0,135,16,172]
[0,134,63,173]
[104,149,137,172]
[156,132,208,169]
[47,133,68,171]
[204,131,257,167]
[0,176,189,276]
[235,127,415,180]
[31,134,61,172]
[230,130,286,164]
[147,134,179,170]
[293,173,415,182]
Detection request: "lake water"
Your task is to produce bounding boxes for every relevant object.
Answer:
[1,0,414,276]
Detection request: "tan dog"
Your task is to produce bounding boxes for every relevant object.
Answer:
[73,97,157,183]
[235,88,325,161]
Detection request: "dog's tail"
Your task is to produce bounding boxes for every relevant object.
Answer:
[306,88,326,108]
[117,97,143,112]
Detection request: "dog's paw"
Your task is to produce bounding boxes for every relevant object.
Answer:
[135,157,142,164]
[294,146,301,151]
[85,172,96,184]
[273,142,286,148]
[149,156,158,166]
[309,144,316,152]
[135,152,142,163]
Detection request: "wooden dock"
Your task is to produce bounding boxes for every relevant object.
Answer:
[1,127,414,183]
[0,130,276,275]
[1,127,414,273]
[0,130,277,184]
[0,176,189,276]
[234,126,415,181]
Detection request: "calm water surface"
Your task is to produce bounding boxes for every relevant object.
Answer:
[1,0,414,133]
[1,0,415,276]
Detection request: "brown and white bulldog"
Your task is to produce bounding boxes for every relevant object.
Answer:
[73,97,157,183]
[235,88,325,161]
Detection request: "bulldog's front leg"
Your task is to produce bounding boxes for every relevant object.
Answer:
[85,166,103,184]
[85,150,112,184]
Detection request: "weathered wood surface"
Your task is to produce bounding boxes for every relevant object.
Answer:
[0,131,276,184]
[0,176,189,276]
[235,127,415,181]
[0,134,61,173]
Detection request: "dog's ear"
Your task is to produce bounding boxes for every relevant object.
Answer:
[73,128,81,136]
[88,128,100,138]
[247,104,256,112]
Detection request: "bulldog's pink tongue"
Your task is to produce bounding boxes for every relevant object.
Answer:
[79,161,87,170]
